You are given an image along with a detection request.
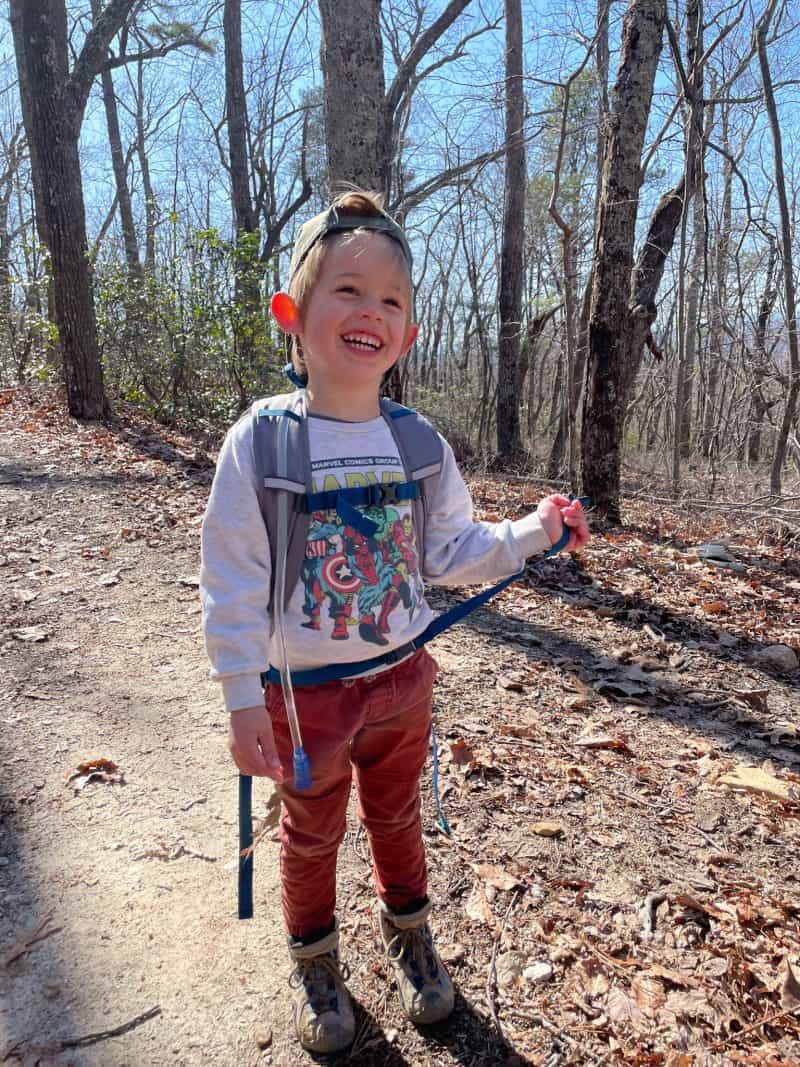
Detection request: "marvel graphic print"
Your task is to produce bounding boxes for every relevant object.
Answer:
[301,457,425,647]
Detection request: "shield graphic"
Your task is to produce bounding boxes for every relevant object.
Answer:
[322,553,361,594]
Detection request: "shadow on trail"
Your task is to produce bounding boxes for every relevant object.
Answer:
[527,557,799,690]
[0,689,80,1060]
[307,991,539,1066]
[427,570,800,770]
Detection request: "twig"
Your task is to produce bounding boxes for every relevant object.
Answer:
[42,1007,162,1051]
[2,913,61,968]
[485,888,521,1037]
[509,1007,577,1051]
[706,1004,799,1049]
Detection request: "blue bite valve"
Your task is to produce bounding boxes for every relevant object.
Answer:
[293,748,312,791]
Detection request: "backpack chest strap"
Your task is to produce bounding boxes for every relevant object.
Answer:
[303,480,419,537]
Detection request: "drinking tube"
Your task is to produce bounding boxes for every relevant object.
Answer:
[272,413,312,790]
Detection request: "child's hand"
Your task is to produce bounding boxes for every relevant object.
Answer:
[229,706,285,783]
[537,494,590,554]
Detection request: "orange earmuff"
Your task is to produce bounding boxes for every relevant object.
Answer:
[270,292,300,332]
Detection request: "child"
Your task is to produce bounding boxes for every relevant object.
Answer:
[200,190,589,1054]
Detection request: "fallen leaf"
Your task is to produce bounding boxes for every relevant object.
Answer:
[449,739,474,766]
[776,957,800,1009]
[733,689,770,712]
[631,974,666,1017]
[606,985,644,1025]
[575,735,633,756]
[472,863,522,891]
[530,821,562,838]
[646,962,699,988]
[575,959,610,999]
[12,588,39,604]
[567,766,592,784]
[718,765,794,802]
[65,757,124,793]
[465,880,498,931]
[701,600,727,614]
[10,626,48,643]
[595,680,647,700]
[675,892,728,921]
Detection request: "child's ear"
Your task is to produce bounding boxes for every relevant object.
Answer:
[270,292,301,334]
[399,322,418,358]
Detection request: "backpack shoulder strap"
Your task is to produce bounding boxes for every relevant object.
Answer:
[380,399,443,570]
[251,391,310,612]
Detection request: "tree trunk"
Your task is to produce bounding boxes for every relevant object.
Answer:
[135,59,157,275]
[748,239,777,464]
[675,0,704,464]
[581,0,666,521]
[757,2,800,497]
[92,0,141,279]
[496,0,525,456]
[701,100,730,459]
[9,0,131,419]
[224,0,263,370]
[318,0,386,193]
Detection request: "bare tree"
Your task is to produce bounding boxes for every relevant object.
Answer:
[9,0,141,418]
[755,0,800,496]
[581,0,667,521]
[496,0,525,456]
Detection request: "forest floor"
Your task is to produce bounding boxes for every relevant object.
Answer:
[1,386,799,1067]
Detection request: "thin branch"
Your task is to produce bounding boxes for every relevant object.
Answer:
[67,0,138,123]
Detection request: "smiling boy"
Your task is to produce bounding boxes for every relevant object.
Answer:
[200,190,589,1054]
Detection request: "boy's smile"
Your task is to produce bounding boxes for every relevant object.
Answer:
[296,234,418,414]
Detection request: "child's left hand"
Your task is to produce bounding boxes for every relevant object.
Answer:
[537,494,590,553]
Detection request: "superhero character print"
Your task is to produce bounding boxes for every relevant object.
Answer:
[300,493,424,647]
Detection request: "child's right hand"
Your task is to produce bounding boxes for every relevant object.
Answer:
[537,494,590,553]
[229,706,285,783]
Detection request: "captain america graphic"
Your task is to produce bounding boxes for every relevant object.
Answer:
[300,489,424,647]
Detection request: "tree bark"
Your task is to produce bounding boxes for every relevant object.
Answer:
[9,0,135,419]
[581,0,666,521]
[674,0,704,467]
[756,2,800,497]
[92,0,141,279]
[496,0,525,456]
[224,0,263,370]
[135,58,157,275]
[318,0,386,193]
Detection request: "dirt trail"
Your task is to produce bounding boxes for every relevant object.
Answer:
[2,390,800,1067]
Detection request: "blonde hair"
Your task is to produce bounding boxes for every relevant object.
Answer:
[287,190,412,376]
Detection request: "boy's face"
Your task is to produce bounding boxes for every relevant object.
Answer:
[297,233,418,394]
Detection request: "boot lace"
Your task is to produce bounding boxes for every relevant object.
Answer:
[289,954,350,1014]
[384,925,438,981]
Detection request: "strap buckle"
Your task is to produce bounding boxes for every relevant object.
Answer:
[369,481,400,506]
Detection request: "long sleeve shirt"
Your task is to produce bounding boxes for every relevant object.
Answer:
[200,406,552,712]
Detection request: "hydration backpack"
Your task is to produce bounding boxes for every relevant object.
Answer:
[250,389,444,612]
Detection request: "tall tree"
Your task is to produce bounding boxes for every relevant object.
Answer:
[9,0,139,419]
[224,0,260,368]
[581,0,667,521]
[496,0,525,456]
[318,0,474,202]
[756,0,800,497]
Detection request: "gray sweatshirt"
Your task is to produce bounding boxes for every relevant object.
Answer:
[200,406,552,712]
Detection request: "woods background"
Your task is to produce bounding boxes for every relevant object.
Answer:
[2,0,799,522]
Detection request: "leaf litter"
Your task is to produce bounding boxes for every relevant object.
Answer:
[1,390,800,1064]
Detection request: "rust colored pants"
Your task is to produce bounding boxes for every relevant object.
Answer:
[266,648,437,939]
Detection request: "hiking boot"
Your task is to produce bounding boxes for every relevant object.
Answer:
[288,921,355,1054]
[379,901,454,1024]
